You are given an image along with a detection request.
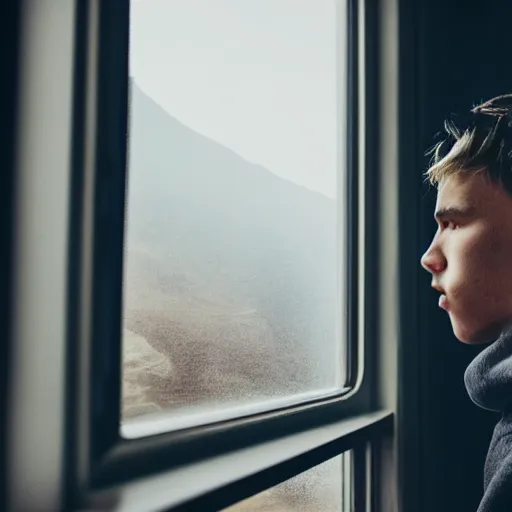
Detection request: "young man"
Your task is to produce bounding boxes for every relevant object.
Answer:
[421,94,512,512]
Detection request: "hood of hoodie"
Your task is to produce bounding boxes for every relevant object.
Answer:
[465,325,512,413]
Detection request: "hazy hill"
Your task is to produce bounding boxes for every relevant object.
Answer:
[122,83,340,419]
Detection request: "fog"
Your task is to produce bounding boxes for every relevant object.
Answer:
[123,84,341,416]
[122,2,345,508]
[129,0,339,198]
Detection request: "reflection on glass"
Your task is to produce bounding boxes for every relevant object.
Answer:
[122,0,346,433]
[222,453,350,512]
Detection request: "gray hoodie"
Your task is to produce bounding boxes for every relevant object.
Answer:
[465,326,512,511]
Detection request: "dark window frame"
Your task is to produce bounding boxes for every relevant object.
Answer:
[64,0,391,508]
[6,0,395,510]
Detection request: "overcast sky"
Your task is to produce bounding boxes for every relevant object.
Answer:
[129,0,342,198]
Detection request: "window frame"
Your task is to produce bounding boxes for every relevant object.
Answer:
[6,0,395,510]
[0,2,22,511]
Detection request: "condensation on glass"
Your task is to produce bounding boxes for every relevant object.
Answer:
[122,0,348,436]
[222,453,353,512]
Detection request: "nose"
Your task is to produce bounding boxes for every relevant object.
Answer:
[421,241,447,275]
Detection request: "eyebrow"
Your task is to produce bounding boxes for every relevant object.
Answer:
[434,206,475,222]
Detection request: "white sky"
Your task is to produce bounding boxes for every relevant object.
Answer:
[129,0,341,198]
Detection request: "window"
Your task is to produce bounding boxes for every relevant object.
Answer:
[122,0,348,437]
[222,453,351,512]
[6,0,395,511]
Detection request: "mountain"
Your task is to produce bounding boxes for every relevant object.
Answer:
[122,83,341,419]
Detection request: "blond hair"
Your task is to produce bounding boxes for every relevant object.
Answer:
[426,94,512,191]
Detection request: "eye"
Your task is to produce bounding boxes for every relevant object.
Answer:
[441,220,459,230]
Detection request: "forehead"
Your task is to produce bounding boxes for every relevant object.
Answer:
[436,173,512,224]
[437,173,496,210]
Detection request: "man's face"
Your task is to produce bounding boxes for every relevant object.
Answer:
[421,172,512,344]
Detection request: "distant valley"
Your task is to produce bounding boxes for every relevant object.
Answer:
[122,83,340,419]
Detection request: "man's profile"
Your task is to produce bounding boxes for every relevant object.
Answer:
[421,94,512,512]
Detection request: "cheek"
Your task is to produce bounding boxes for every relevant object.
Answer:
[448,226,512,314]
[445,229,487,285]
[481,226,512,289]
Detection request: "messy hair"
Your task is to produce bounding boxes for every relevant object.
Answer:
[426,94,512,193]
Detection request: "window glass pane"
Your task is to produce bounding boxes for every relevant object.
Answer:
[222,453,351,512]
[122,0,347,435]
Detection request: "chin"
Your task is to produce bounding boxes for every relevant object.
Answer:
[451,317,506,345]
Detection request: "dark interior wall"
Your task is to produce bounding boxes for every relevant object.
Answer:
[0,2,21,511]
[408,1,512,511]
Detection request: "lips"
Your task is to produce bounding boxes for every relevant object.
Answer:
[439,294,448,310]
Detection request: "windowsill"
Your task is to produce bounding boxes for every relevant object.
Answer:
[84,410,392,512]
